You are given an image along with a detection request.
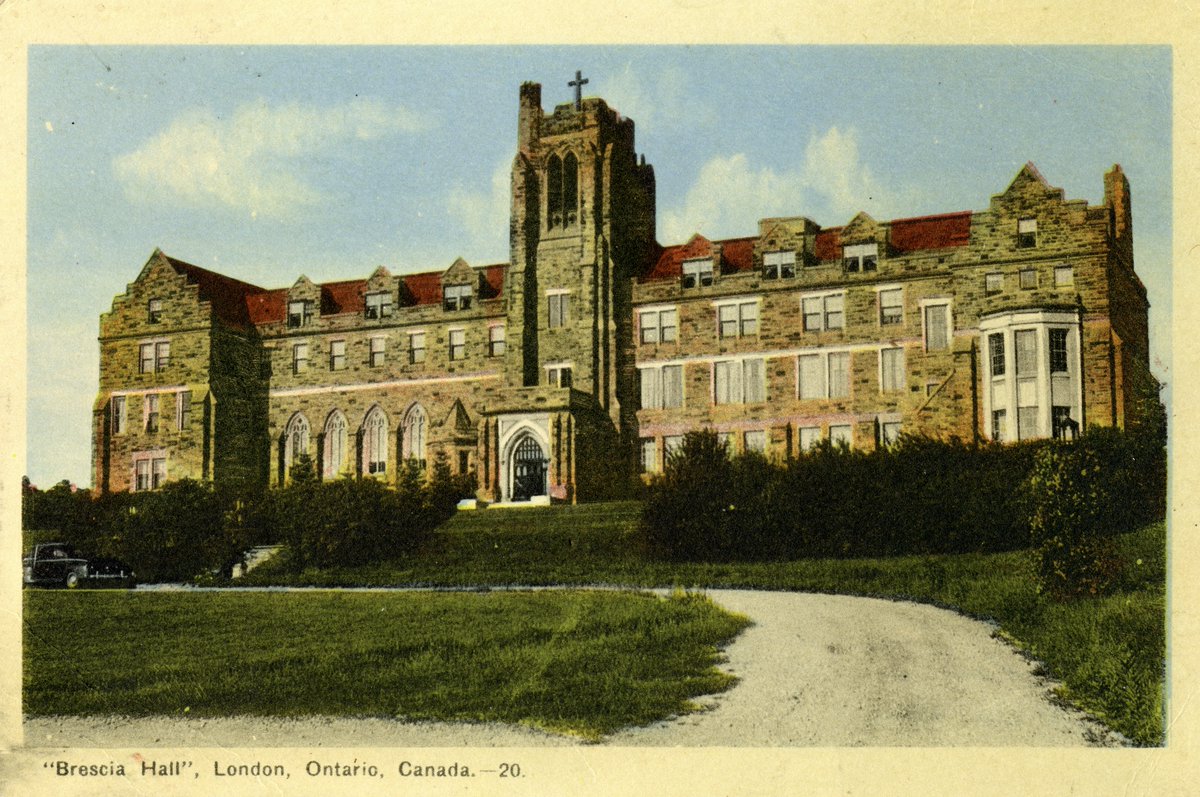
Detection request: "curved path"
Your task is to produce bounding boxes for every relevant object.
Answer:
[24,589,1124,748]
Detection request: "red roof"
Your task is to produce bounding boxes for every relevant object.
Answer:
[480,264,506,299]
[888,211,972,253]
[321,279,366,315]
[718,237,755,273]
[814,228,842,261]
[642,234,711,282]
[164,255,266,329]
[401,272,443,306]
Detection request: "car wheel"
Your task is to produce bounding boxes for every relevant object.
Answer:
[65,571,80,589]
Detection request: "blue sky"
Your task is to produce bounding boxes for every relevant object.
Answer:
[27,46,1172,488]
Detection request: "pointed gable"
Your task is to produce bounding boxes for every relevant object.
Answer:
[840,211,881,245]
[447,398,474,434]
[992,161,1066,208]
[641,233,712,282]
[442,257,476,287]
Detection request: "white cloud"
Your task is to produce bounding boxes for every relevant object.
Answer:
[595,63,710,131]
[660,127,915,243]
[446,159,512,263]
[114,99,429,219]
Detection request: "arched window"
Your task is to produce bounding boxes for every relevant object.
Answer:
[322,410,348,479]
[363,406,388,475]
[284,413,310,473]
[562,152,578,225]
[402,404,427,467]
[547,154,563,228]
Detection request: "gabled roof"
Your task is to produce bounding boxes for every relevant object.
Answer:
[401,272,444,306]
[321,279,366,316]
[642,234,756,283]
[888,211,973,253]
[162,253,266,330]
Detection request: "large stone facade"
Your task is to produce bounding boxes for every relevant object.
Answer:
[93,80,1158,500]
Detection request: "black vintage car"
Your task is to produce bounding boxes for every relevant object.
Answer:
[22,543,136,589]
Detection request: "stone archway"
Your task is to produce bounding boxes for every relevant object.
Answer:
[509,433,548,502]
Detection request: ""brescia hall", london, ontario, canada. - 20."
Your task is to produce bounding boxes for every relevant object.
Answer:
[92,77,1158,504]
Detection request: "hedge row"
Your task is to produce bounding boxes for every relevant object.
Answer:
[640,427,1166,566]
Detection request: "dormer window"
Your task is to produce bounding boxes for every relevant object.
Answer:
[443,285,473,312]
[288,300,313,329]
[681,259,714,289]
[147,298,163,323]
[365,291,393,319]
[843,243,878,273]
[763,251,796,279]
[1017,218,1038,248]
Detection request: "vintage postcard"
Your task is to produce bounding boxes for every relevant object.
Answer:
[1,2,1196,795]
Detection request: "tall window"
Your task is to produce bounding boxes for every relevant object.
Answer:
[363,407,388,475]
[989,333,1006,377]
[681,259,714,289]
[991,409,1007,442]
[802,293,844,332]
[402,404,427,467]
[1049,328,1069,373]
[764,251,796,279]
[641,365,683,409]
[798,354,825,400]
[843,243,878,272]
[139,341,170,373]
[329,340,346,371]
[924,303,950,351]
[880,421,901,448]
[798,352,849,400]
[287,300,312,328]
[827,352,850,399]
[443,284,473,311]
[144,394,160,433]
[880,348,904,392]
[879,288,903,326]
[369,336,386,367]
[448,329,466,361]
[547,366,573,389]
[546,152,579,228]
[284,413,310,473]
[139,343,154,373]
[110,396,126,435]
[365,291,393,319]
[323,411,347,479]
[548,293,570,328]
[718,301,758,338]
[147,298,163,323]
[175,391,191,432]
[292,342,309,374]
[714,359,765,405]
[489,325,506,357]
[640,438,658,473]
[408,332,426,364]
[640,308,678,344]
[1015,329,1038,440]
[1017,218,1038,248]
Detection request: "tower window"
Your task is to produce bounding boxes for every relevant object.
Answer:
[548,293,570,328]
[547,152,580,228]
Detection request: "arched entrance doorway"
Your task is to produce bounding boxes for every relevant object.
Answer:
[510,434,548,501]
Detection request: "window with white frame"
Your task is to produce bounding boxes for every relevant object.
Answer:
[323,411,348,479]
[548,292,570,328]
[1049,328,1069,373]
[365,291,393,319]
[717,300,758,339]
[448,329,466,361]
[843,243,878,272]
[1017,218,1037,248]
[147,298,163,323]
[133,454,167,491]
[764,250,796,279]
[982,313,1081,443]
[1015,328,1039,440]
[408,332,426,364]
[329,340,346,371]
[991,409,1007,442]
[640,438,658,473]
[879,288,903,326]
[639,308,678,344]
[284,413,310,473]
[798,354,825,400]
[138,341,170,373]
[681,258,714,289]
[798,351,849,399]
[547,365,573,389]
[111,396,126,435]
[402,404,426,466]
[880,421,901,447]
[287,300,313,328]
[744,430,767,454]
[799,426,820,452]
[1054,266,1074,287]
[443,284,473,311]
[363,407,388,474]
[713,358,765,405]
[369,336,386,367]
[829,424,853,447]
[144,394,160,433]
[985,272,1003,295]
[640,364,683,409]
[989,333,1005,377]
[828,352,850,399]
[489,325,506,357]
[292,342,309,374]
[802,293,844,332]
[880,347,905,392]
[175,391,190,432]
[923,302,951,351]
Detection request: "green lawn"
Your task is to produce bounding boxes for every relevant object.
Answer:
[24,589,749,741]
[239,502,1167,745]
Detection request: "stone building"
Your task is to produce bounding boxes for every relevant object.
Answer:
[93,78,1158,502]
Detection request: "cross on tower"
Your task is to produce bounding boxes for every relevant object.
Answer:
[569,70,589,111]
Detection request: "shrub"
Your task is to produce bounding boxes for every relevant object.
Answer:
[640,430,736,561]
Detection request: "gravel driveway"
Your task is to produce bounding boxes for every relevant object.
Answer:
[24,589,1124,748]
